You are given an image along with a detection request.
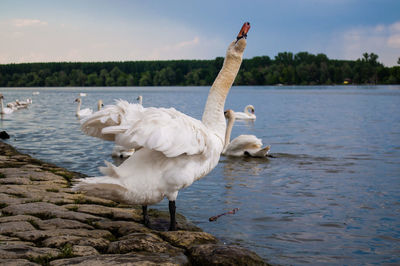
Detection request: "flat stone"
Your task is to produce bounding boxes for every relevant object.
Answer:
[42,235,110,250]
[49,253,189,266]
[107,232,183,254]
[188,244,269,266]
[64,204,141,221]
[13,229,112,242]
[95,220,151,235]
[0,215,40,224]
[0,186,29,199]
[0,221,36,235]
[72,195,118,207]
[0,258,39,265]
[0,177,32,185]
[159,230,219,249]
[0,193,26,206]
[2,202,101,222]
[71,245,99,256]
[0,244,60,260]
[0,167,66,183]
[147,209,202,232]
[36,218,94,230]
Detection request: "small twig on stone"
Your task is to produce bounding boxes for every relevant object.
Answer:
[209,208,239,222]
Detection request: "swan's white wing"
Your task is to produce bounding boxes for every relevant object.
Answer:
[224,134,262,156]
[119,107,210,157]
[81,100,210,157]
[81,100,143,141]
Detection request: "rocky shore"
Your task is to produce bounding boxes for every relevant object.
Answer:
[0,141,269,265]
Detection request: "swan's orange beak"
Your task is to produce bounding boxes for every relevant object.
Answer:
[237,22,250,41]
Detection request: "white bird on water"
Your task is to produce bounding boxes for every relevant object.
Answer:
[222,109,270,157]
[234,104,256,120]
[73,22,251,231]
[0,94,14,115]
[75,98,103,118]
[75,98,93,118]
[136,95,143,105]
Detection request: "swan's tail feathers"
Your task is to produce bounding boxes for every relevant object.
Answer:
[72,178,128,203]
[99,161,120,178]
[250,145,271,157]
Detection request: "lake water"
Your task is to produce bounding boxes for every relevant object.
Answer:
[1,85,400,265]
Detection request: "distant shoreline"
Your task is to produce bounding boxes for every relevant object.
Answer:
[1,52,399,87]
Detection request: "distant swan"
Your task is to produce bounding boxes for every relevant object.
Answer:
[0,94,14,114]
[79,92,87,97]
[234,104,256,120]
[73,22,250,231]
[75,98,93,118]
[137,95,143,105]
[222,109,270,157]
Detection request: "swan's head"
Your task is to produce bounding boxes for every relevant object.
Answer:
[74,98,81,103]
[246,105,255,114]
[227,22,250,58]
[224,109,235,119]
[136,96,142,101]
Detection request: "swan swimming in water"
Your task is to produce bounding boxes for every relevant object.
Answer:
[0,94,14,114]
[222,109,270,157]
[234,104,256,120]
[75,98,103,118]
[73,22,251,231]
[137,95,143,105]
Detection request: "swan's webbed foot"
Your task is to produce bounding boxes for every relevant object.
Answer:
[168,200,177,231]
[142,205,150,227]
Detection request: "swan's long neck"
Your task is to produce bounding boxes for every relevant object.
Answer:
[0,98,4,113]
[202,46,243,139]
[76,101,81,115]
[223,115,235,151]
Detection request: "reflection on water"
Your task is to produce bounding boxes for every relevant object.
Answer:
[1,86,400,265]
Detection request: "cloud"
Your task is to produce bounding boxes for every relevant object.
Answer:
[147,36,201,60]
[12,19,48,27]
[325,21,400,66]
[387,34,400,48]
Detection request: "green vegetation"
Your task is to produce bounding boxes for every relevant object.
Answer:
[1,52,399,86]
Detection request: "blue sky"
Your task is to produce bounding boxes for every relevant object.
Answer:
[1,0,399,66]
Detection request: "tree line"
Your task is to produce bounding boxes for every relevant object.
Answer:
[0,52,399,87]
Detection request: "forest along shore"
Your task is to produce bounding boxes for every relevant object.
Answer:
[0,141,268,265]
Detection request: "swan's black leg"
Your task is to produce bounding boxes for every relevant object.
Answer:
[168,200,177,231]
[142,205,150,227]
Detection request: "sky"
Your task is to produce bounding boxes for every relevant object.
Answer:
[1,0,399,66]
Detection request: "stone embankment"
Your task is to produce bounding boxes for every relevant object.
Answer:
[0,141,269,265]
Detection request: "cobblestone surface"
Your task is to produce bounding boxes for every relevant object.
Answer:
[0,141,268,265]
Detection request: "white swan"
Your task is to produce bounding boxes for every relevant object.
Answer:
[14,98,32,109]
[97,100,104,111]
[75,98,93,118]
[222,109,270,157]
[234,104,256,120]
[73,22,250,231]
[0,94,14,114]
[79,92,87,97]
[137,95,143,105]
